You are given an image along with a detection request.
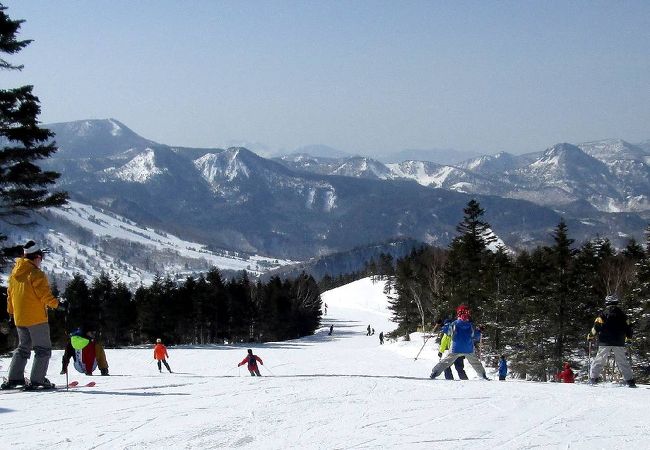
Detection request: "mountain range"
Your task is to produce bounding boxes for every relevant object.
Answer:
[18,118,648,282]
[279,140,650,214]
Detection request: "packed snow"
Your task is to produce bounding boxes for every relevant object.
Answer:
[1,277,648,449]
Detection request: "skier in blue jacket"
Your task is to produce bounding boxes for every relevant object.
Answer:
[438,318,468,380]
[430,305,489,380]
[498,355,507,380]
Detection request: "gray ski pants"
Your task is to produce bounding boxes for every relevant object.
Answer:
[589,345,633,382]
[431,352,487,379]
[7,322,52,384]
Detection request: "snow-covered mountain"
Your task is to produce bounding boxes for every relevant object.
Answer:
[33,119,650,262]
[280,139,650,214]
[48,118,157,159]
[1,200,294,288]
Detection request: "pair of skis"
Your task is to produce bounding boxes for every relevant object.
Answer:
[67,381,96,388]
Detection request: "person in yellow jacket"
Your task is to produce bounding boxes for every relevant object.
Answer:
[1,241,61,390]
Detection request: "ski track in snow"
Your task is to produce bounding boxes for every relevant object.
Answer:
[1,277,650,449]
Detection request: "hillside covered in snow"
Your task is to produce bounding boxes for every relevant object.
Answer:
[2,200,294,288]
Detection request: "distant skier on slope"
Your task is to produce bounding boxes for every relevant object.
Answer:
[367,324,371,336]
[430,305,489,381]
[328,324,334,336]
[238,349,263,376]
[379,331,384,345]
[498,355,507,381]
[556,362,574,383]
[587,294,636,387]
[154,338,173,373]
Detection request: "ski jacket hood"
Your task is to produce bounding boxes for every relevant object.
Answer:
[7,257,59,327]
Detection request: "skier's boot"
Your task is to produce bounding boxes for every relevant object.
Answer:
[24,378,55,391]
[100,368,109,376]
[588,377,599,385]
[430,371,440,379]
[626,379,637,388]
[1,378,27,390]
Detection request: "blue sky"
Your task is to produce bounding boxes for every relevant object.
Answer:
[2,1,649,156]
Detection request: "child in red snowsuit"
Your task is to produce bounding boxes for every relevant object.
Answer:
[556,362,575,383]
[238,349,263,376]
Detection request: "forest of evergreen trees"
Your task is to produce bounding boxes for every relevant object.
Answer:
[385,200,650,382]
[0,268,322,353]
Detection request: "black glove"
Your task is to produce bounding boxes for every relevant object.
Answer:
[437,352,443,358]
[0,317,12,335]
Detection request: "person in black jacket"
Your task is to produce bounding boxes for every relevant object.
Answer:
[587,294,635,387]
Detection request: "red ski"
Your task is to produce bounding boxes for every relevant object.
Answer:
[68,381,96,388]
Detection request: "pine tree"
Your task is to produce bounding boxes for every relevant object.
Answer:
[0,4,67,267]
[63,274,96,331]
[445,199,496,314]
[546,219,576,370]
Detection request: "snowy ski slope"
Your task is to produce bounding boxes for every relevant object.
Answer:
[1,277,648,449]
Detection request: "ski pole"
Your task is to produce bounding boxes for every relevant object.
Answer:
[262,365,275,376]
[414,334,432,361]
[587,338,592,378]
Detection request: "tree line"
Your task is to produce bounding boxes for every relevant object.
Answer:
[1,268,322,353]
[386,199,650,382]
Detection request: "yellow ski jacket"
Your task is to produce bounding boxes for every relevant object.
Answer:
[7,257,59,327]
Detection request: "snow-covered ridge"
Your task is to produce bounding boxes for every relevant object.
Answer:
[104,148,166,183]
[2,200,296,287]
[193,149,251,186]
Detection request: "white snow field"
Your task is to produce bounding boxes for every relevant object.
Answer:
[1,277,649,449]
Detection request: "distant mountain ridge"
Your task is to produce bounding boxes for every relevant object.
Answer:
[277,139,650,214]
[38,119,649,263]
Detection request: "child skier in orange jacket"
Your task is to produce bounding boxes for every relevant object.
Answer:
[153,338,172,373]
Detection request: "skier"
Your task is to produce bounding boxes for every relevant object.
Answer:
[328,324,333,336]
[61,328,109,376]
[430,305,489,380]
[1,241,63,390]
[379,331,384,345]
[556,362,575,383]
[438,317,468,380]
[324,303,328,315]
[154,338,172,373]
[367,324,371,336]
[498,355,507,381]
[587,294,636,387]
[238,349,263,376]
[371,328,375,336]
